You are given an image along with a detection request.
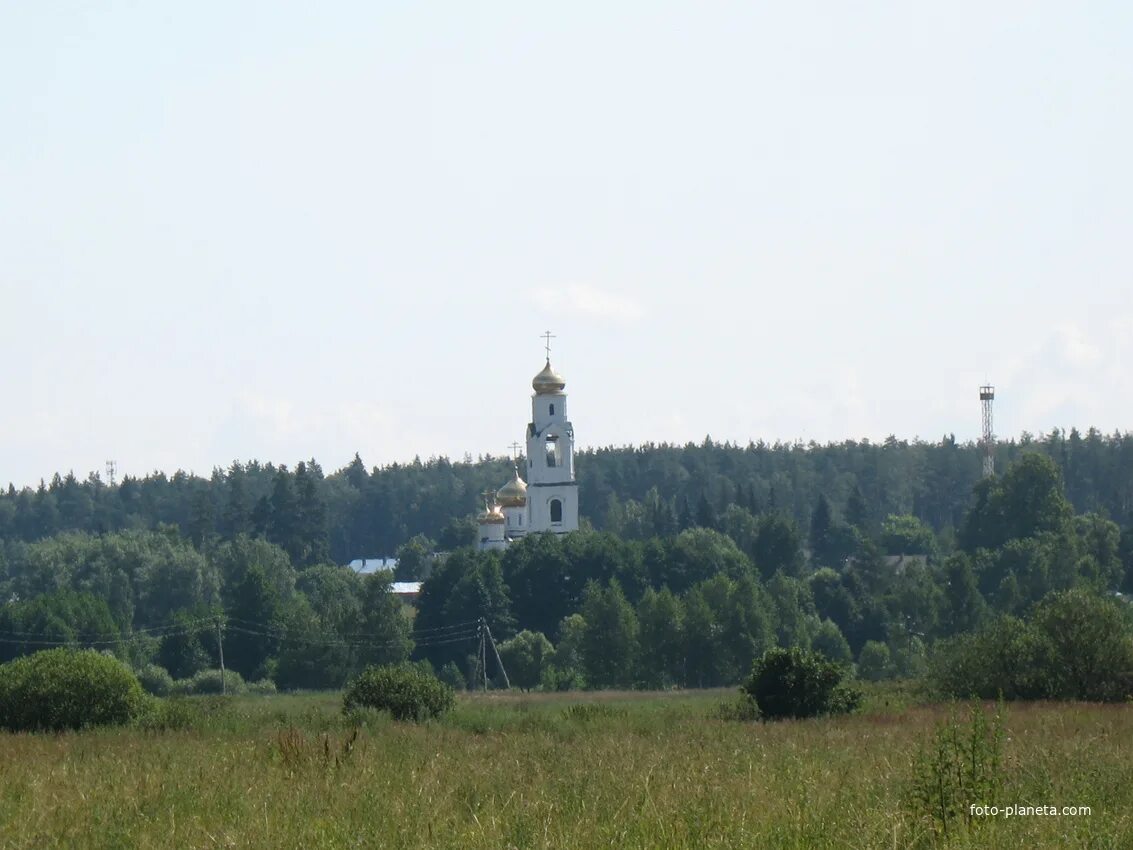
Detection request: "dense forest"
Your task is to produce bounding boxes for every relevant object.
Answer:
[2,431,1133,693]
[2,429,1132,562]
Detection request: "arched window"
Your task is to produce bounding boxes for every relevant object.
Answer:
[550,499,563,524]
[549,403,555,416]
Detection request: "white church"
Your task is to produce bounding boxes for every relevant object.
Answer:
[477,346,579,551]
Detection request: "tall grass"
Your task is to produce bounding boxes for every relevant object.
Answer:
[0,689,1129,848]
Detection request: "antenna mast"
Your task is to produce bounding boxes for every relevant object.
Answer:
[105,460,117,487]
[979,385,995,477]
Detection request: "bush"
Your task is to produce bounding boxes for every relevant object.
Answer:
[0,648,147,732]
[929,616,1048,700]
[811,619,853,665]
[857,641,895,682]
[742,647,861,720]
[540,664,585,692]
[438,661,466,691]
[930,591,1133,702]
[176,669,247,696]
[498,630,554,690]
[248,678,277,695]
[1031,588,1133,701]
[135,663,175,696]
[342,664,454,722]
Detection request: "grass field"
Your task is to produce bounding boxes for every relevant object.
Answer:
[1,686,1130,849]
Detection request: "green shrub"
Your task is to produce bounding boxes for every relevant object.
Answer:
[498,630,554,690]
[742,647,861,720]
[540,664,585,692]
[929,591,1133,702]
[135,663,175,696]
[1031,588,1133,701]
[0,648,147,732]
[248,678,278,695]
[342,664,454,722]
[856,641,895,682]
[181,669,247,696]
[811,619,853,665]
[438,661,466,691]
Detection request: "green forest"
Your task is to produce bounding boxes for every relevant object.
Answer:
[2,429,1133,694]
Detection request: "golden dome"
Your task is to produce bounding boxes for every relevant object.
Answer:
[497,468,528,507]
[478,504,506,525]
[532,360,565,394]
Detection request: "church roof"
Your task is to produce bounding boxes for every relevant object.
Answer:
[497,466,528,507]
[478,504,506,525]
[532,360,566,394]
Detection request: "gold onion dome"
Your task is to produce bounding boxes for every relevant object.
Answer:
[532,360,566,394]
[479,504,506,525]
[497,468,528,507]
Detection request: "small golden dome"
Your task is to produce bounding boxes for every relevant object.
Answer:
[532,360,565,394]
[497,468,528,507]
[478,504,506,525]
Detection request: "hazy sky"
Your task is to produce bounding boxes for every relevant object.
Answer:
[2,2,1131,488]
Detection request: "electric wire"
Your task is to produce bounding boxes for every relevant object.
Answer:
[0,614,486,651]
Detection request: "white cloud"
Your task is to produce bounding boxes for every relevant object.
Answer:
[997,316,1133,434]
[1054,323,1103,368]
[210,394,404,468]
[527,284,644,323]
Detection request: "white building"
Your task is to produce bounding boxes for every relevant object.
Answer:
[347,556,398,575]
[477,352,579,550]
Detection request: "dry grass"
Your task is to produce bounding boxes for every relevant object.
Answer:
[0,689,1130,849]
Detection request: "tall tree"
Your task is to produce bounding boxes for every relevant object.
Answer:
[579,581,639,688]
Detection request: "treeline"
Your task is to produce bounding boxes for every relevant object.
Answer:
[2,429,1133,563]
[0,532,413,690]
[414,452,1133,690]
[2,452,1132,694]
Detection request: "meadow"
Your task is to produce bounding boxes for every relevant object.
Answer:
[1,687,1130,849]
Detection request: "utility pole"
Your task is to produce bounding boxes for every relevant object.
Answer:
[479,618,488,692]
[216,617,226,696]
[484,621,510,690]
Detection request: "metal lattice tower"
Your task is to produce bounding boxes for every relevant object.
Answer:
[979,386,995,477]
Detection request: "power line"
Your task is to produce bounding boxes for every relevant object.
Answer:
[0,623,209,648]
[221,623,480,650]
[0,612,494,653]
[0,617,214,641]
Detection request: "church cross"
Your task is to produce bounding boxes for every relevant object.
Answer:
[541,330,556,360]
[508,441,523,461]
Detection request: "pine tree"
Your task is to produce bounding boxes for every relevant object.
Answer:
[696,492,717,530]
[810,495,835,566]
[845,485,869,532]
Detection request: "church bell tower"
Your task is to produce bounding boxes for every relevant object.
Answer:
[525,333,579,534]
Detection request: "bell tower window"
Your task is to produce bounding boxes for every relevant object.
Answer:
[550,499,563,524]
[549,403,555,416]
[545,436,560,467]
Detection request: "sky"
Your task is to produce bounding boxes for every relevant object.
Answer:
[1,2,1131,489]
